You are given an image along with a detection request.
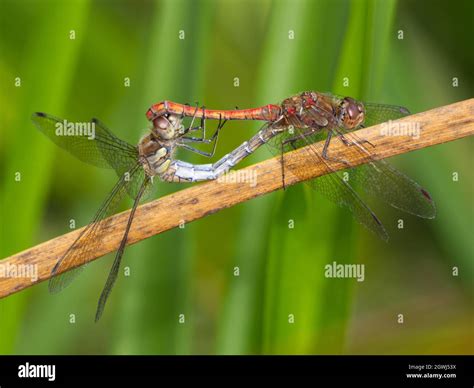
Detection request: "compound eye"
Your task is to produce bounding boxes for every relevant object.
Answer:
[153,116,169,129]
[344,98,359,119]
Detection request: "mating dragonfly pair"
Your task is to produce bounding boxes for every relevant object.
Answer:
[32,91,436,321]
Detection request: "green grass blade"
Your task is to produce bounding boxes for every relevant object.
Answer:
[0,0,91,354]
[111,0,215,354]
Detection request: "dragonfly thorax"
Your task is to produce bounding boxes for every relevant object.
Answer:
[138,133,175,178]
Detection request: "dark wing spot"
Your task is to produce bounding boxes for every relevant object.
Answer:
[34,112,46,117]
[400,107,410,115]
[421,188,432,201]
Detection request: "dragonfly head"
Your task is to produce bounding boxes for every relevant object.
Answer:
[151,113,184,140]
[340,97,365,130]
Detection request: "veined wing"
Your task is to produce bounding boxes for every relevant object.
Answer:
[316,98,434,217]
[48,163,147,293]
[91,118,151,199]
[32,112,138,173]
[266,121,388,240]
[330,128,436,219]
[299,98,435,219]
[320,93,411,128]
[91,118,140,177]
[362,102,410,128]
[95,174,150,321]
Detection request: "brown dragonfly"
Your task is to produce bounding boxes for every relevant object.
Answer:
[32,109,226,321]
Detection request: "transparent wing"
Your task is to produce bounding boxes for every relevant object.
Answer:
[90,118,152,199]
[94,175,151,321]
[266,123,388,240]
[320,98,434,217]
[48,163,148,293]
[31,112,138,171]
[264,96,433,238]
[330,128,436,218]
[32,112,140,199]
[91,118,140,177]
[297,98,434,218]
[362,102,410,128]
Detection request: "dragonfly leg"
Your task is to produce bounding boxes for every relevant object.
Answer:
[182,105,227,144]
[178,144,216,157]
[201,106,206,140]
[180,103,200,135]
[337,130,375,148]
[205,115,227,153]
[180,102,191,119]
[177,115,226,158]
[321,131,350,166]
[180,134,209,142]
[181,115,227,144]
[280,128,320,189]
[280,140,286,190]
[184,105,206,138]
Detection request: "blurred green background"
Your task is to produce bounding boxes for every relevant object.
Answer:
[0,0,472,355]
